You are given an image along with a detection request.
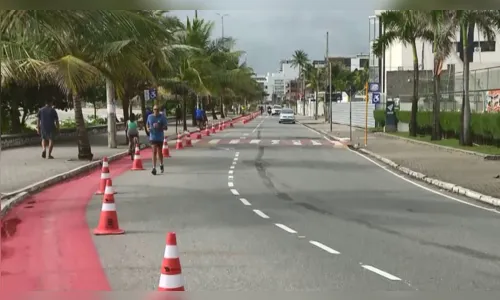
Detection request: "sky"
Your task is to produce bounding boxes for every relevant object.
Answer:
[170,9,378,75]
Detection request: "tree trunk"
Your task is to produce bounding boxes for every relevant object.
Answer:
[122,86,132,145]
[409,40,420,137]
[462,52,472,146]
[72,93,93,161]
[106,79,117,148]
[301,69,306,116]
[431,71,442,140]
[183,92,188,132]
[191,94,197,127]
[220,96,225,118]
[210,96,217,119]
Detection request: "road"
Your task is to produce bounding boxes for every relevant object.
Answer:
[2,114,500,291]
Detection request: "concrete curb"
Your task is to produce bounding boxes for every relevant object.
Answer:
[1,116,244,217]
[300,122,500,208]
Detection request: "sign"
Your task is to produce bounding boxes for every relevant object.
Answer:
[149,88,157,100]
[369,82,380,93]
[372,92,381,104]
[385,100,397,131]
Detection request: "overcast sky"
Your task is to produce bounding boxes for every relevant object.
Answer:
[170,9,377,75]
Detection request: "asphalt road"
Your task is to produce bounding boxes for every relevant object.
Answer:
[88,114,500,291]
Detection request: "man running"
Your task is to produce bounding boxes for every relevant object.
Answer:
[146,105,168,175]
[36,100,59,159]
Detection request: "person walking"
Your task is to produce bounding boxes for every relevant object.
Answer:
[36,100,59,159]
[146,105,168,175]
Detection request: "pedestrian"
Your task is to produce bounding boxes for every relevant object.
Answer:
[126,113,139,160]
[146,105,168,175]
[36,99,59,159]
[195,107,203,129]
[175,104,182,128]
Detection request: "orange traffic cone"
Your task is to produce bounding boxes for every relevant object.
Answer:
[196,130,202,140]
[131,146,145,170]
[175,133,183,150]
[93,179,124,235]
[230,119,234,128]
[184,131,192,147]
[218,121,222,131]
[204,126,211,136]
[96,157,110,195]
[211,123,216,134]
[158,232,185,291]
[162,137,171,158]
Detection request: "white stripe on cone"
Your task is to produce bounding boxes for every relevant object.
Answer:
[102,162,109,168]
[104,186,114,195]
[101,203,117,211]
[101,172,110,179]
[163,245,179,259]
[134,154,141,159]
[158,274,184,289]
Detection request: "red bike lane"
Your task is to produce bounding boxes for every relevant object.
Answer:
[1,150,152,293]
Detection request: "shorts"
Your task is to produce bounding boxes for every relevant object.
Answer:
[150,140,163,147]
[41,130,53,140]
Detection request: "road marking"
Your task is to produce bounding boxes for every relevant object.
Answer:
[235,152,240,157]
[230,166,235,169]
[233,157,238,161]
[361,265,401,281]
[271,140,280,145]
[228,182,234,187]
[309,241,340,254]
[230,189,239,195]
[228,175,234,180]
[292,140,302,146]
[311,140,322,146]
[191,140,200,144]
[275,223,297,234]
[250,139,261,144]
[243,133,249,136]
[228,170,234,174]
[240,198,251,206]
[229,139,240,144]
[306,127,321,135]
[253,209,269,219]
[232,161,237,165]
[209,139,220,144]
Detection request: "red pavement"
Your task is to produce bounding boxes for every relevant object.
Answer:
[0,149,152,293]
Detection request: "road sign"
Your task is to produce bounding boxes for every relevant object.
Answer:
[149,88,157,100]
[369,82,380,93]
[372,92,381,104]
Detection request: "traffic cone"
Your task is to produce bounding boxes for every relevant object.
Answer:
[218,121,222,131]
[162,137,171,158]
[175,133,183,150]
[131,146,145,170]
[158,232,185,291]
[230,119,234,128]
[93,179,124,235]
[184,131,192,147]
[204,126,211,136]
[211,123,216,134]
[196,130,202,140]
[96,157,110,195]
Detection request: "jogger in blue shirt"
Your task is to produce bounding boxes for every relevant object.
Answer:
[146,105,168,175]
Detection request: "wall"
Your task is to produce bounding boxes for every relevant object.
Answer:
[330,102,377,128]
[297,101,324,117]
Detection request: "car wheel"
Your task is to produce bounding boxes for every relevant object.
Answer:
[279,121,281,123]
[292,121,296,124]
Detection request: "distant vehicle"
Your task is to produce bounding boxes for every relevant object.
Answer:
[278,108,295,124]
[271,105,282,116]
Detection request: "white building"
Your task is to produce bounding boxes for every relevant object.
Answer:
[254,59,299,102]
[370,9,500,95]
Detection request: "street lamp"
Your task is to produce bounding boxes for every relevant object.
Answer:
[216,13,229,38]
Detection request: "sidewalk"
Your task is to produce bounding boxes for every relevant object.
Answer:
[0,116,226,196]
[297,116,500,199]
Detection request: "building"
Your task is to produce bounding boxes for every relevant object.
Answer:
[255,59,299,103]
[328,54,370,72]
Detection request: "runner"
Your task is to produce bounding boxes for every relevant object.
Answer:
[146,105,168,175]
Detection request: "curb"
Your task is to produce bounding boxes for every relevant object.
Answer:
[300,122,500,208]
[1,116,244,217]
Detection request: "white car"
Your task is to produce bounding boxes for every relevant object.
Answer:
[271,105,282,116]
[278,108,296,124]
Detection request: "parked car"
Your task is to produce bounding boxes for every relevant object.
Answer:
[278,108,295,124]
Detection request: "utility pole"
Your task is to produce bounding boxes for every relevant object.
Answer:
[195,10,198,18]
[326,31,332,132]
[216,13,229,38]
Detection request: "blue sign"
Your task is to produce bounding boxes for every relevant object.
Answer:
[372,92,381,104]
[369,82,380,93]
[149,88,157,100]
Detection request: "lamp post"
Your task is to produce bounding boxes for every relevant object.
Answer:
[216,13,229,38]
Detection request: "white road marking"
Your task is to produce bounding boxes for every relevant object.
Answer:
[235,152,240,157]
[209,139,220,144]
[275,223,297,234]
[309,241,340,254]
[230,189,239,195]
[243,133,249,136]
[233,157,238,161]
[361,265,401,281]
[230,166,235,169]
[232,161,237,165]
[228,182,234,187]
[229,139,240,144]
[292,140,302,146]
[311,140,322,146]
[191,140,200,144]
[228,175,234,180]
[240,198,251,206]
[253,209,269,219]
[271,140,280,145]
[228,170,234,174]
[250,139,261,144]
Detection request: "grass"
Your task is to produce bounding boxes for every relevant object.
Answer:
[389,132,500,156]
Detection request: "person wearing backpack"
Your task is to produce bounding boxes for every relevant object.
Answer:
[126,113,140,160]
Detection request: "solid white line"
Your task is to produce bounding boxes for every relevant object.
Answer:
[275,223,297,234]
[309,241,340,254]
[228,182,234,187]
[228,170,234,174]
[253,209,269,219]
[361,265,401,281]
[230,189,239,195]
[239,198,251,206]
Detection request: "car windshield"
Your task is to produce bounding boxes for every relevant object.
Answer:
[281,109,293,114]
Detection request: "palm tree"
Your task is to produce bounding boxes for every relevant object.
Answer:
[291,50,310,115]
[372,10,433,137]
[304,63,326,120]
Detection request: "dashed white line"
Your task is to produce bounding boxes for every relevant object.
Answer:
[228,182,234,187]
[228,175,234,180]
[240,198,251,206]
[232,161,237,165]
[275,223,297,234]
[230,166,235,169]
[230,189,239,195]
[228,170,234,174]
[361,265,401,281]
[235,152,240,157]
[233,157,238,161]
[309,241,340,254]
[253,209,269,219]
